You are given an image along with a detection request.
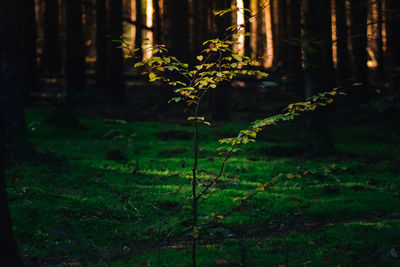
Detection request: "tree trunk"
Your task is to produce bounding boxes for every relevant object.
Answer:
[153,0,162,45]
[350,0,369,103]
[243,0,252,57]
[106,0,126,104]
[163,0,190,62]
[335,0,352,83]
[19,0,38,102]
[210,0,231,121]
[273,0,288,72]
[303,0,335,152]
[64,0,85,104]
[286,0,303,91]
[135,0,144,59]
[376,0,384,78]
[42,0,62,75]
[96,0,107,91]
[256,1,267,62]
[386,0,400,91]
[0,1,25,265]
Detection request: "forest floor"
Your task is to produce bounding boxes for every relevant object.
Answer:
[7,107,400,266]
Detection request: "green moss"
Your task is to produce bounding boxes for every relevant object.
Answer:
[8,109,400,266]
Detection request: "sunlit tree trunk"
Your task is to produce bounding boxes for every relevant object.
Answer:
[350,0,369,103]
[335,0,352,83]
[286,0,303,91]
[303,0,335,152]
[42,0,62,75]
[106,0,126,104]
[386,0,400,91]
[64,0,85,103]
[0,1,25,264]
[96,0,107,91]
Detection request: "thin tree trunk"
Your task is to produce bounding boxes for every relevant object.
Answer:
[64,0,85,103]
[303,0,335,152]
[350,0,369,103]
[153,0,162,45]
[42,0,62,75]
[106,0,126,104]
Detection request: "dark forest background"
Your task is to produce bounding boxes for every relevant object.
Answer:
[2,0,400,114]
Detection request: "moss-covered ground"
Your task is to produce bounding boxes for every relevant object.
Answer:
[7,109,400,266]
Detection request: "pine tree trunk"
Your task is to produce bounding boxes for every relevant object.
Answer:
[18,0,38,103]
[42,0,62,75]
[96,0,107,91]
[286,0,303,91]
[135,0,143,59]
[243,0,252,57]
[256,1,266,62]
[106,0,126,104]
[350,0,369,103]
[210,0,231,121]
[303,0,335,152]
[386,0,400,91]
[335,0,352,83]
[64,0,85,103]
[276,0,288,72]
[376,0,384,78]
[153,0,162,45]
[163,0,190,62]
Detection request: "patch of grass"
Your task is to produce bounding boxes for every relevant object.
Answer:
[7,109,400,266]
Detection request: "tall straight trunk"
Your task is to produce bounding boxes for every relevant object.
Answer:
[163,0,190,62]
[335,0,352,83]
[64,0,85,103]
[106,0,126,103]
[273,0,288,73]
[153,0,162,45]
[18,0,38,102]
[96,0,107,91]
[42,0,62,75]
[286,0,303,91]
[376,0,384,78]
[256,1,267,62]
[243,0,252,57]
[350,0,369,103]
[0,1,25,264]
[303,0,335,152]
[210,0,231,121]
[386,0,400,91]
[135,0,143,59]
